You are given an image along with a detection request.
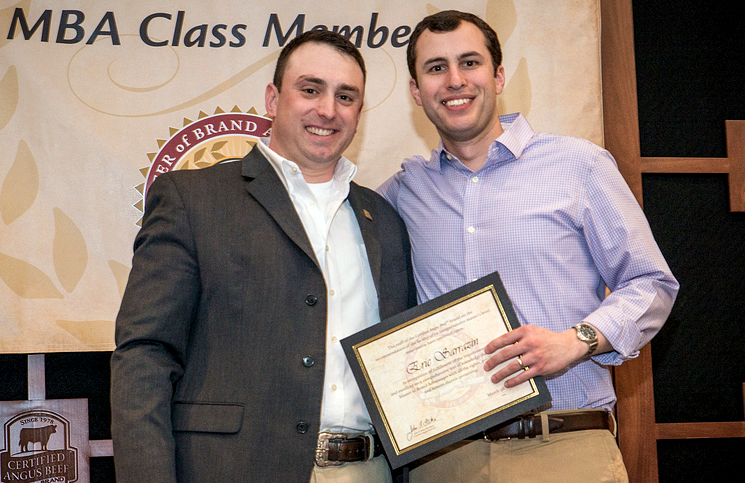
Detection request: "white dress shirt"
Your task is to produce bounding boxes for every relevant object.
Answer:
[258,139,380,432]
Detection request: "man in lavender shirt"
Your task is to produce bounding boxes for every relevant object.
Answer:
[379,10,678,483]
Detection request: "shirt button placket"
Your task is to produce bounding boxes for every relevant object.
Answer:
[464,172,481,281]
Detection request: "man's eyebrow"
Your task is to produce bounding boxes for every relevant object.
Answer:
[296,75,326,87]
[458,51,484,61]
[422,51,484,67]
[295,76,360,95]
[422,56,448,67]
[338,83,361,95]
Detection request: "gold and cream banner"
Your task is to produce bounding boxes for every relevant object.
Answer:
[0,0,602,353]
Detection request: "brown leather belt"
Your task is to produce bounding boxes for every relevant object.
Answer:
[478,410,615,441]
[315,432,383,467]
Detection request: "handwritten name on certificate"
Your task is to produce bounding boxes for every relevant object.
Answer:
[355,288,538,451]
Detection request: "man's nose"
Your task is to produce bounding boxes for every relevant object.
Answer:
[447,67,467,90]
[316,94,336,119]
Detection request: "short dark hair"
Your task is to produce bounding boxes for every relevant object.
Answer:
[407,10,502,85]
[273,30,367,90]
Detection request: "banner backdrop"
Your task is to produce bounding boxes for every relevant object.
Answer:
[0,0,602,353]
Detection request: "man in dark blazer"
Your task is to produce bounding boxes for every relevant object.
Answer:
[111,30,416,483]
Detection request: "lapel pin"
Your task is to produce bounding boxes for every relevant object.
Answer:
[363,209,373,221]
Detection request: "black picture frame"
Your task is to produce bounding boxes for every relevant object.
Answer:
[342,272,551,468]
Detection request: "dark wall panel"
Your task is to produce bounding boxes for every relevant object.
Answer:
[658,439,745,482]
[0,354,27,401]
[643,174,745,423]
[634,2,745,158]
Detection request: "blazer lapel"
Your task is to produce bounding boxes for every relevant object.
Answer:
[348,183,382,294]
[241,147,319,267]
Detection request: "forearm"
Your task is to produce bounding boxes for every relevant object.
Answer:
[583,274,678,364]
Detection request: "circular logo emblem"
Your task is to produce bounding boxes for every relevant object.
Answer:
[135,106,272,224]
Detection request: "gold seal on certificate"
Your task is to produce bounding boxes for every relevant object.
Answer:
[341,272,551,468]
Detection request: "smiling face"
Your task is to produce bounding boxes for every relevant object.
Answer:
[410,21,505,150]
[265,41,365,181]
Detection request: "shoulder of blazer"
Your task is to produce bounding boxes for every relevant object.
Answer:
[240,144,275,181]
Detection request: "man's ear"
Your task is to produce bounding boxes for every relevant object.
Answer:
[409,78,423,107]
[494,65,506,96]
[355,101,364,129]
[265,83,279,118]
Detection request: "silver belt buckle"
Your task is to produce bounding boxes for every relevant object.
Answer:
[315,432,346,467]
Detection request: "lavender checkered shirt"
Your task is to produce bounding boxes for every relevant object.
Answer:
[378,113,678,410]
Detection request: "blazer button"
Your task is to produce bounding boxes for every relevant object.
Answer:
[296,421,309,434]
[305,294,318,306]
[302,356,315,367]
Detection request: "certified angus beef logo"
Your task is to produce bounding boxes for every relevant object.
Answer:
[1,410,78,483]
[134,106,273,225]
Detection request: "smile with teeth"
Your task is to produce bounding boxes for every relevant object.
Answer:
[443,98,473,107]
[306,126,335,136]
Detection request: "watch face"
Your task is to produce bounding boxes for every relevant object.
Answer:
[575,324,598,355]
[578,324,596,340]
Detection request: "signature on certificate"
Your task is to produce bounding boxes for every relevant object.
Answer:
[406,416,438,441]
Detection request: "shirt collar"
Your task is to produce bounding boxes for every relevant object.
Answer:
[429,113,536,173]
[257,138,357,197]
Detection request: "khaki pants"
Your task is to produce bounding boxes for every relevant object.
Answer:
[311,455,392,483]
[410,411,628,483]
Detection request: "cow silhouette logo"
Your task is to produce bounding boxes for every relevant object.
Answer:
[1,410,78,482]
[19,424,56,452]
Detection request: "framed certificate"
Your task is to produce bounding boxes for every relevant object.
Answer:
[341,272,551,468]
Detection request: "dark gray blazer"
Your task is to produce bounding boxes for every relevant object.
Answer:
[111,146,416,483]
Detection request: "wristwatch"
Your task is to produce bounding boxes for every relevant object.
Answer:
[573,323,598,355]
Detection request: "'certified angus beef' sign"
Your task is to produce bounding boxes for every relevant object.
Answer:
[0,400,89,483]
